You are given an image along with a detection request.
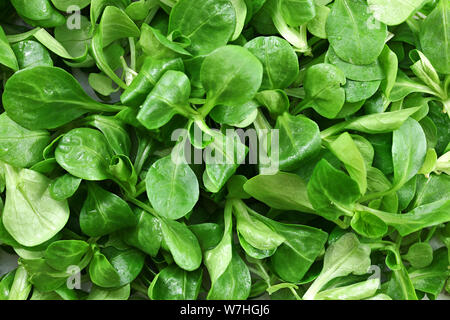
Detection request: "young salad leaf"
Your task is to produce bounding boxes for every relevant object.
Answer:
[0,0,448,302]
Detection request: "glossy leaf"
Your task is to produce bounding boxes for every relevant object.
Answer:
[307,159,361,224]
[145,156,199,220]
[2,66,119,130]
[367,0,425,25]
[2,163,69,247]
[80,183,137,237]
[137,71,195,130]
[200,45,263,113]
[0,113,50,169]
[419,0,450,74]
[244,172,315,213]
[0,26,19,71]
[149,265,202,300]
[244,36,299,90]
[326,0,387,65]
[303,63,346,119]
[168,0,236,55]
[392,118,427,189]
[55,128,113,181]
[159,218,202,271]
[303,233,371,300]
[276,113,321,171]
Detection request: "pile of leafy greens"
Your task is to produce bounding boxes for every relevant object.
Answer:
[0,0,449,301]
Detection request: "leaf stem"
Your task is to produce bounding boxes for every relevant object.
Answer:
[292,98,313,115]
[128,37,136,71]
[320,122,348,139]
[197,98,217,118]
[8,266,31,300]
[441,98,450,115]
[134,180,147,198]
[125,196,159,218]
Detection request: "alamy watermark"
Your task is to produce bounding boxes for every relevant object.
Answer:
[66,5,82,30]
[66,265,81,290]
[169,125,280,175]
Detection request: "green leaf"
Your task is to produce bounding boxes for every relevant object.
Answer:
[307,159,361,224]
[207,248,251,300]
[159,218,202,271]
[80,183,137,237]
[379,44,398,97]
[0,270,17,300]
[326,46,384,82]
[137,71,195,130]
[256,90,290,116]
[87,284,130,300]
[303,233,371,300]
[11,40,53,69]
[419,0,450,74]
[120,209,162,257]
[149,264,203,300]
[203,129,248,193]
[279,0,316,26]
[232,200,285,251]
[200,45,263,113]
[315,278,380,300]
[254,213,328,283]
[120,56,184,107]
[276,113,322,171]
[2,163,69,247]
[0,113,50,168]
[209,100,258,127]
[327,132,367,194]
[2,66,120,130]
[350,211,388,238]
[303,63,346,118]
[11,0,65,27]
[51,0,91,10]
[90,28,126,89]
[55,128,113,181]
[409,248,449,299]
[0,26,19,71]
[89,247,145,288]
[204,202,233,287]
[244,36,299,90]
[384,264,418,300]
[54,15,92,61]
[238,232,277,259]
[189,223,223,252]
[344,79,380,103]
[100,6,140,47]
[145,156,199,220]
[392,118,427,189]
[139,24,192,60]
[307,5,330,39]
[403,242,434,269]
[84,115,131,156]
[88,73,117,96]
[326,0,387,65]
[390,71,437,101]
[362,199,450,236]
[244,172,314,213]
[230,0,248,41]
[19,258,67,292]
[168,0,236,55]
[44,240,90,271]
[345,108,421,134]
[367,0,425,25]
[88,251,122,288]
[49,174,82,201]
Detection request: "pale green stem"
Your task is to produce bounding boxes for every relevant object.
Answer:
[8,266,31,300]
